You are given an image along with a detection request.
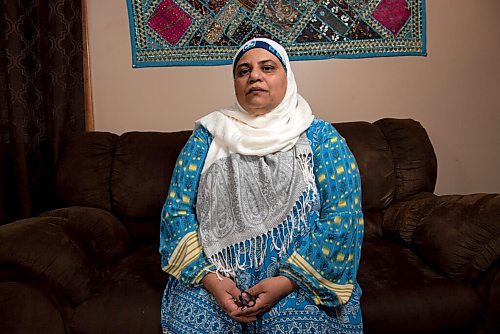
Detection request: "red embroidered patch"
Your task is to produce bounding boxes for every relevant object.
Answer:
[148,0,192,45]
[372,0,411,37]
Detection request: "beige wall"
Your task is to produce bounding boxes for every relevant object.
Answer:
[86,0,500,195]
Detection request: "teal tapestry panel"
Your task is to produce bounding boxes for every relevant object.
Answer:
[126,0,426,67]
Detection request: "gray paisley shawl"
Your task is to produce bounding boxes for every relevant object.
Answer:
[196,134,316,277]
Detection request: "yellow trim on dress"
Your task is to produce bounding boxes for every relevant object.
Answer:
[162,232,202,278]
[287,251,354,304]
[280,268,322,304]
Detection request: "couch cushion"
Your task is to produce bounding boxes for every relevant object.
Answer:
[120,217,159,248]
[56,132,118,212]
[358,239,482,334]
[334,122,395,211]
[111,131,191,237]
[363,210,384,239]
[71,246,167,334]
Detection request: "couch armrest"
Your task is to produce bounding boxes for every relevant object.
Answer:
[409,194,500,282]
[382,192,442,245]
[383,193,500,282]
[0,208,129,305]
[39,206,129,265]
[0,282,66,334]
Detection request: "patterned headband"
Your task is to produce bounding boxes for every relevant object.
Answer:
[233,40,288,77]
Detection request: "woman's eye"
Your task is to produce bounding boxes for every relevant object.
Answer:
[262,65,274,72]
[238,68,250,76]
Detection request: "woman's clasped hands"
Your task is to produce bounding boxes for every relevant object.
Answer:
[202,273,297,323]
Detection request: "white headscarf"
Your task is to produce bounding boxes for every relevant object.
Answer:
[197,38,314,172]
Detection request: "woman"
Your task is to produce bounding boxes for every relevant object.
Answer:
[160,38,364,334]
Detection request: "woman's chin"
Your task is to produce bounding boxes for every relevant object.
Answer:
[241,102,276,116]
[246,108,272,117]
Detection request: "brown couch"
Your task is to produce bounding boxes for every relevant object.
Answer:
[0,118,499,334]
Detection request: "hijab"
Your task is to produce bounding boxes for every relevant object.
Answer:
[197,38,314,172]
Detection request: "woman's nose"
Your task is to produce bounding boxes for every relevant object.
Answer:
[249,68,262,82]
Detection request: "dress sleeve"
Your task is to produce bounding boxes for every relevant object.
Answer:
[159,126,216,286]
[279,120,364,307]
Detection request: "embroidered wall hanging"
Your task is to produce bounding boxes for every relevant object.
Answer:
[126,0,426,68]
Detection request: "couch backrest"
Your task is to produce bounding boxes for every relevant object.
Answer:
[335,119,437,239]
[336,119,437,208]
[56,131,118,212]
[56,131,191,246]
[55,119,437,245]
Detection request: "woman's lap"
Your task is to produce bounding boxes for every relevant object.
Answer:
[161,277,363,334]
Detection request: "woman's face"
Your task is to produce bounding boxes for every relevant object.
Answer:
[234,48,287,116]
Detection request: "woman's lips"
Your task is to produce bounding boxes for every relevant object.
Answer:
[247,87,266,95]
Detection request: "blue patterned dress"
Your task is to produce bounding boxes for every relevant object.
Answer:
[160,118,364,333]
